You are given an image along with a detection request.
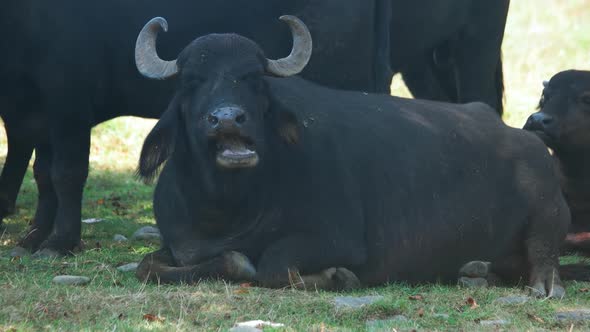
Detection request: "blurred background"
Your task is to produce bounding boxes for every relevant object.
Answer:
[1,0,589,173]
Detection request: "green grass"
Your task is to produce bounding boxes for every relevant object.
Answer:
[2,1,590,330]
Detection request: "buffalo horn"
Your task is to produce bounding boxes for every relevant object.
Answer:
[135,17,178,80]
[266,15,313,77]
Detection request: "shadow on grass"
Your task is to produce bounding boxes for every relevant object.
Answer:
[0,166,156,250]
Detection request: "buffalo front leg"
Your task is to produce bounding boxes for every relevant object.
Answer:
[136,248,256,284]
[18,142,58,251]
[0,120,34,228]
[35,123,90,257]
[255,235,365,291]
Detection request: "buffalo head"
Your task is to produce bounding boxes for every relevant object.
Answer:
[524,70,590,151]
[134,16,311,184]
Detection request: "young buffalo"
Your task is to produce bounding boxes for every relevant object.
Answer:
[134,16,570,297]
[524,70,590,254]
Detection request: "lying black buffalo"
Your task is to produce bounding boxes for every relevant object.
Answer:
[524,70,590,255]
[134,16,568,298]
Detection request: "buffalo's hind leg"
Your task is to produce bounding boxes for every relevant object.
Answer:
[136,248,256,284]
[255,235,365,291]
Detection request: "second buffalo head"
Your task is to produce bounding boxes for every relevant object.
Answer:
[134,16,311,186]
[524,70,590,152]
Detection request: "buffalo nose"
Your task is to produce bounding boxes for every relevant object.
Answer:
[524,112,554,131]
[207,106,247,129]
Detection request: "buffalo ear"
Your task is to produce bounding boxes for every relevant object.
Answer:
[136,95,180,183]
[276,109,301,145]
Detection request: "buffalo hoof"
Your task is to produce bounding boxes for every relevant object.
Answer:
[459,261,491,278]
[18,227,51,252]
[225,251,256,280]
[326,267,361,291]
[289,267,361,291]
[529,267,566,299]
[529,282,565,299]
[35,236,81,257]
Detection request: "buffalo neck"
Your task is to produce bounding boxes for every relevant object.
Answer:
[554,148,590,180]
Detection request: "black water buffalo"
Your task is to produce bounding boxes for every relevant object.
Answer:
[389,0,510,114]
[0,0,510,256]
[134,16,568,298]
[524,70,590,254]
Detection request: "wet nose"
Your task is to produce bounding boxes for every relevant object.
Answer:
[207,106,247,129]
[524,112,554,131]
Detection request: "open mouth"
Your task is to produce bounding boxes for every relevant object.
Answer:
[214,136,259,169]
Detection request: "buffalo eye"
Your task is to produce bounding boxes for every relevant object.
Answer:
[580,93,590,106]
[537,94,546,109]
[182,74,206,88]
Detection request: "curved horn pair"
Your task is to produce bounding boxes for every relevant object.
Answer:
[135,15,312,79]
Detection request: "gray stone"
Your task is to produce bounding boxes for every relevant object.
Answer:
[131,226,161,241]
[113,234,128,242]
[458,276,488,288]
[333,295,384,309]
[116,262,139,272]
[555,310,590,321]
[229,320,285,332]
[459,261,491,278]
[228,328,260,332]
[52,275,91,286]
[493,296,530,305]
[479,319,510,326]
[9,246,28,257]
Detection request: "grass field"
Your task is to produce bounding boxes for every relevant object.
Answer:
[2,1,590,331]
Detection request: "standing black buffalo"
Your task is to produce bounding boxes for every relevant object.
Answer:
[524,70,590,254]
[0,1,510,256]
[388,0,510,114]
[134,16,567,298]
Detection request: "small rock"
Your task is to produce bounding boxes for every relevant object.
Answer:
[479,319,509,326]
[458,276,488,288]
[493,296,530,305]
[9,246,28,258]
[229,320,285,332]
[113,234,128,242]
[459,261,491,278]
[334,295,384,309]
[131,226,161,241]
[82,218,104,224]
[228,327,259,332]
[433,313,450,319]
[555,309,590,321]
[117,262,139,272]
[52,275,91,286]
